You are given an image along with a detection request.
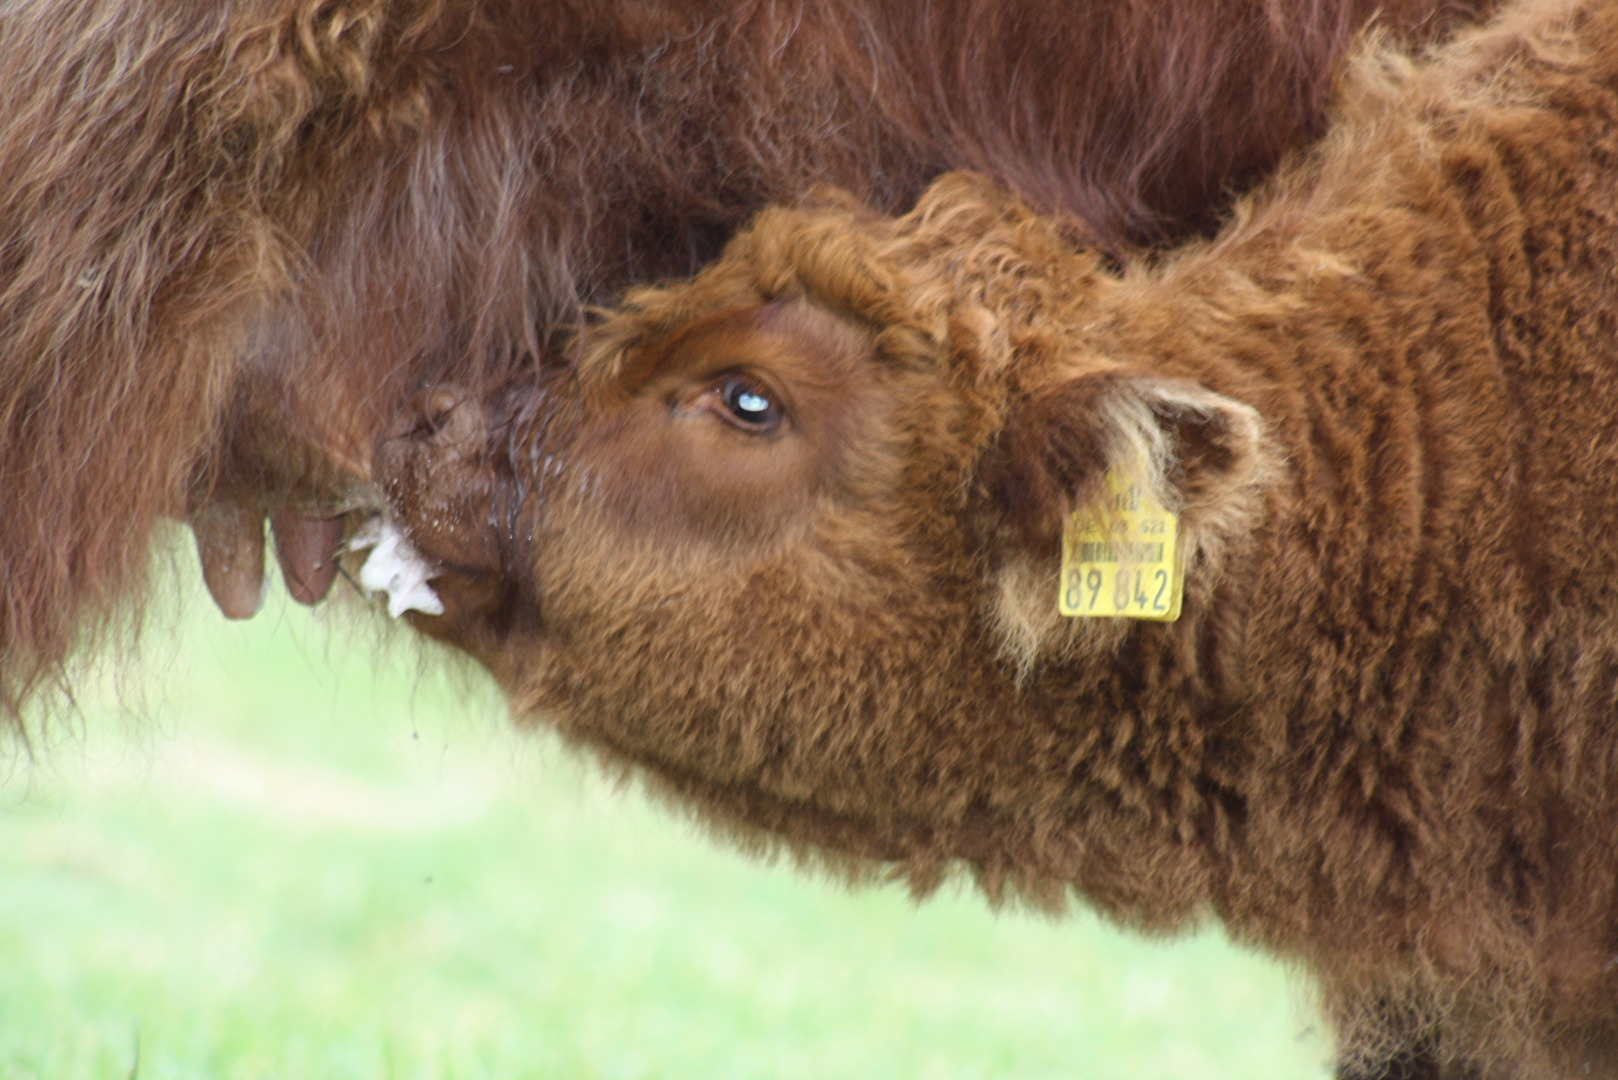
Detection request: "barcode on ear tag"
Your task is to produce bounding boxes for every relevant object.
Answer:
[1060,469,1183,621]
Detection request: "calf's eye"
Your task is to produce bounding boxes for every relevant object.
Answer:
[718,375,783,433]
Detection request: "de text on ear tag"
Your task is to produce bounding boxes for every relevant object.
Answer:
[1060,468,1183,621]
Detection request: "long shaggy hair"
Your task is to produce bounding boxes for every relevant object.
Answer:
[0,0,1495,725]
[373,0,1618,1074]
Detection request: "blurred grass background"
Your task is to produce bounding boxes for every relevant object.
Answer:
[0,558,1333,1079]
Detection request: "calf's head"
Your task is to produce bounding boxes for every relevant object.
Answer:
[374,175,1272,883]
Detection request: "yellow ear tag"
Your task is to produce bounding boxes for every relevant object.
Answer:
[1060,468,1183,621]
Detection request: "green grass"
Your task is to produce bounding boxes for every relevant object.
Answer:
[0,570,1333,1079]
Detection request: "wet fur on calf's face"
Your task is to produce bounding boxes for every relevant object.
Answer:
[383,0,1618,1074]
[379,295,907,670]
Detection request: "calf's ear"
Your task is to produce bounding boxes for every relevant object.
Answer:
[979,369,1272,666]
[984,369,1268,552]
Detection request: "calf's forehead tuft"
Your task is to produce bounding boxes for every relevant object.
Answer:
[579,174,1114,391]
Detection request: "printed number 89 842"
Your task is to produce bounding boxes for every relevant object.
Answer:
[1063,566,1174,616]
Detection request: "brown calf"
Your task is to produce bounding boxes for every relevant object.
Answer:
[376,0,1618,1074]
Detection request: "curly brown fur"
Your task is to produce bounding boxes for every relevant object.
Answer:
[0,0,1493,727]
[376,0,1618,1074]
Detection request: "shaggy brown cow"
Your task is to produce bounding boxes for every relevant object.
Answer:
[371,0,1618,1074]
[0,0,1489,725]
